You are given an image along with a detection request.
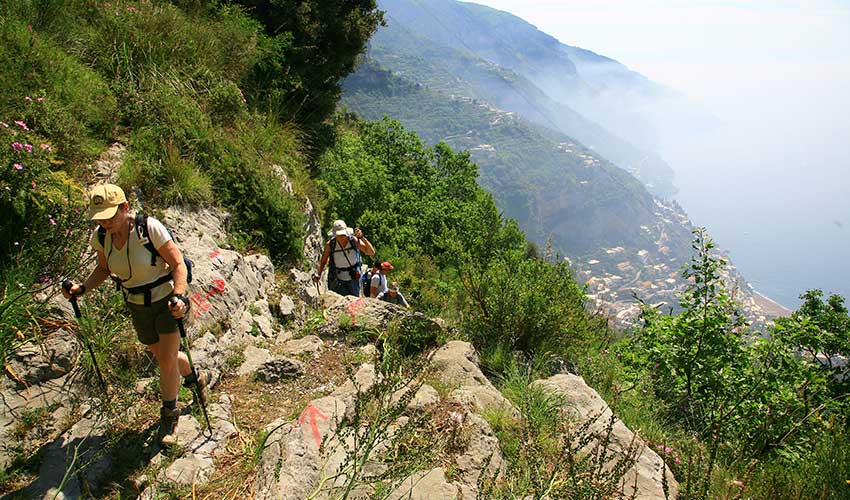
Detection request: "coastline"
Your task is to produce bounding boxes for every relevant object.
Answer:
[753,290,793,319]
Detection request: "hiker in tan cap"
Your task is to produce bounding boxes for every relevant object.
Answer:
[62,184,208,447]
[313,219,375,296]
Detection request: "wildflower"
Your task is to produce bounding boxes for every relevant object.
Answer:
[0,122,8,128]
[126,6,137,12]
[731,480,744,487]
[675,456,681,465]
[49,217,56,225]
[31,180,36,188]
[25,96,33,103]
[65,229,72,236]
[12,142,23,151]
[27,25,33,33]
[24,144,33,153]
[13,163,23,170]
[40,143,52,151]
[36,97,44,103]
[13,120,28,131]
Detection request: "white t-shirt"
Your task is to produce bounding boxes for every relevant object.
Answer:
[371,273,388,296]
[90,215,174,305]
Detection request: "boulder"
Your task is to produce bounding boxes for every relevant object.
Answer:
[320,296,407,335]
[278,294,296,319]
[237,345,273,377]
[534,374,679,500]
[282,335,324,359]
[431,342,519,418]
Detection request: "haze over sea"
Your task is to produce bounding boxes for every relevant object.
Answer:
[474,0,850,308]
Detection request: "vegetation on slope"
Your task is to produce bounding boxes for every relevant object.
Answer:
[1,1,848,498]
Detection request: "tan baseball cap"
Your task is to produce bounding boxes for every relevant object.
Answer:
[87,184,126,220]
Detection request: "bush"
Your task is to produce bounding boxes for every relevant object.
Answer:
[462,251,601,360]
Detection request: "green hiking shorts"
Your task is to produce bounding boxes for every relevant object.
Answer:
[127,294,179,345]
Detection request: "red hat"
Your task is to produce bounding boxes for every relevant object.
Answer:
[380,261,394,270]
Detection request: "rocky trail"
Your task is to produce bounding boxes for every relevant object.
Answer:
[1,146,677,499]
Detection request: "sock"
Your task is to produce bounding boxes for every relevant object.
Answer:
[162,399,177,410]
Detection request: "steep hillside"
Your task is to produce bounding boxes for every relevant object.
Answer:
[366,6,678,197]
[376,0,715,157]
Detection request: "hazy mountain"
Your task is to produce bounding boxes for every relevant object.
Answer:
[371,0,716,196]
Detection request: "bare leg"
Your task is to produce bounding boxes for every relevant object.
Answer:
[147,335,191,401]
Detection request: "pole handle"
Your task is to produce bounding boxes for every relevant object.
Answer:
[62,280,82,318]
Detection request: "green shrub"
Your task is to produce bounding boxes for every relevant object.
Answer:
[384,314,444,358]
[462,251,602,360]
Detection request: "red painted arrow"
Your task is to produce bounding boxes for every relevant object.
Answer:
[298,404,329,448]
[346,297,364,326]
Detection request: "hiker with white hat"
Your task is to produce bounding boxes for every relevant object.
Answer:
[313,219,375,296]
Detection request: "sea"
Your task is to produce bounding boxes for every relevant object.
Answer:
[663,118,850,310]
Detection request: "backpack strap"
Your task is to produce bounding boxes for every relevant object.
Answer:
[135,213,159,266]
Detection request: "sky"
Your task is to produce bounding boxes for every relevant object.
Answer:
[472,0,850,307]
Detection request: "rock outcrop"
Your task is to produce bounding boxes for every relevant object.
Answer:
[534,374,679,499]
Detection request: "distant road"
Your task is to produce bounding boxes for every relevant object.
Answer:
[753,291,792,319]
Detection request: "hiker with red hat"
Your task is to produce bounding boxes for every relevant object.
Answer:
[370,261,394,298]
[313,220,375,296]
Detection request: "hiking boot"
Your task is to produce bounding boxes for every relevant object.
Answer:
[158,406,180,447]
[185,369,210,407]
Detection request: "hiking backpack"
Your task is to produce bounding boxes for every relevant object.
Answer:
[328,235,362,282]
[98,213,193,305]
[362,269,374,297]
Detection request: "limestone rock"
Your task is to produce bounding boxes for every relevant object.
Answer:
[450,385,519,419]
[278,294,296,318]
[282,335,324,359]
[534,374,679,500]
[320,296,407,335]
[388,467,459,500]
[237,345,272,377]
[255,357,305,383]
[6,333,80,388]
[430,341,488,387]
[254,396,348,500]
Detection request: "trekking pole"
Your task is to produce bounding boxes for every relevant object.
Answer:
[62,280,107,394]
[170,298,211,430]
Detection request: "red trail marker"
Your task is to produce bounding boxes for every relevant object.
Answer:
[299,404,329,448]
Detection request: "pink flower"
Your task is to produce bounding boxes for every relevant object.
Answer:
[65,229,72,236]
[49,218,56,225]
[675,456,681,465]
[27,25,33,33]
[126,6,137,12]
[13,120,28,131]
[731,480,744,487]
[40,143,52,151]
[25,96,33,103]
[13,163,23,170]
[12,142,23,151]
[36,97,44,103]
[31,180,36,188]
[24,144,33,153]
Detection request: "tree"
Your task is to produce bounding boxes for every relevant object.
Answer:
[235,0,385,135]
